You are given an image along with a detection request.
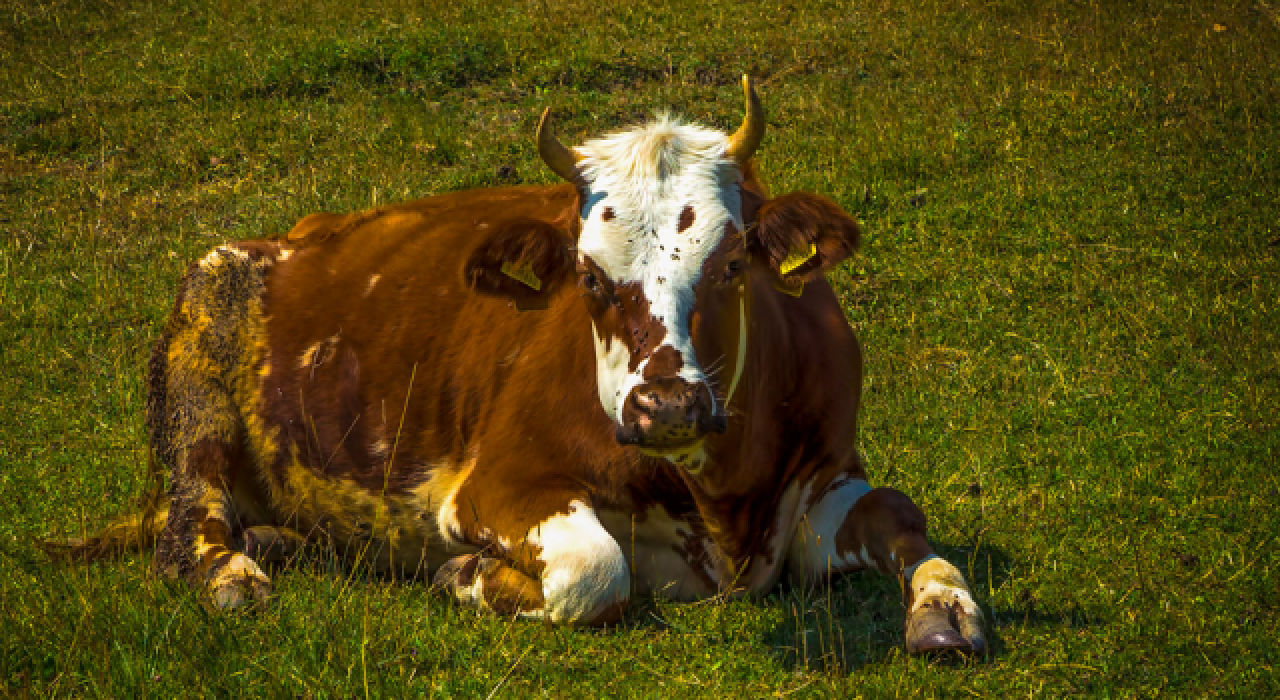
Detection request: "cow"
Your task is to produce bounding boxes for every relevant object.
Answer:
[53,77,986,656]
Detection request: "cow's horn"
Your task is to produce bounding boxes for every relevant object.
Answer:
[725,75,765,165]
[537,108,581,183]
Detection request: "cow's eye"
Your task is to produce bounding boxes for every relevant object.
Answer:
[724,259,744,283]
[583,272,600,292]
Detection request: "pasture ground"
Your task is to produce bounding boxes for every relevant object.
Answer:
[2,0,1278,696]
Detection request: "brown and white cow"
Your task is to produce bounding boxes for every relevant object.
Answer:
[60,77,985,655]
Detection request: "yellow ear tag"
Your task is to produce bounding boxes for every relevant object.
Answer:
[500,261,541,291]
[779,242,818,276]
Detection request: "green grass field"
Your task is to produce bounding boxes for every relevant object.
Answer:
[3,0,1278,696]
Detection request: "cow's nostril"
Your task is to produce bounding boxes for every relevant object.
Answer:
[615,424,642,445]
[621,378,724,447]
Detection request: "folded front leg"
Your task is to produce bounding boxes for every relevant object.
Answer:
[436,492,630,626]
[433,554,548,618]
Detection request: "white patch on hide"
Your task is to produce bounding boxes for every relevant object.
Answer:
[527,500,629,623]
[786,477,873,581]
[909,556,980,617]
[733,479,810,593]
[598,506,724,600]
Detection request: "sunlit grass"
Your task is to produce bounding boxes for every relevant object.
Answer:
[2,0,1278,695]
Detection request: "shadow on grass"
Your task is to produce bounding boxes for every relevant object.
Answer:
[16,530,1084,681]
[758,543,1086,673]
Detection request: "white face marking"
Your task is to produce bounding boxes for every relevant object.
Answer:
[573,115,745,423]
[786,477,873,581]
[592,323,632,422]
[526,500,630,623]
[364,273,381,296]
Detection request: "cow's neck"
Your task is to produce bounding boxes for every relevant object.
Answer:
[677,289,810,575]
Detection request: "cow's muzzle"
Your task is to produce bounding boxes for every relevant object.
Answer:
[615,377,725,449]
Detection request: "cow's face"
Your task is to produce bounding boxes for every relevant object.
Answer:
[465,78,860,466]
[570,119,748,458]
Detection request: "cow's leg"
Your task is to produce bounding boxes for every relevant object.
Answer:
[242,525,308,566]
[433,554,549,618]
[848,488,986,655]
[151,244,278,610]
[157,437,273,610]
[788,478,986,655]
[435,496,630,625]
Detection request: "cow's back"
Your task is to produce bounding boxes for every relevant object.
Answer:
[258,181,582,475]
[142,185,588,570]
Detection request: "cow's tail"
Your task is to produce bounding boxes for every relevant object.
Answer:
[42,451,169,560]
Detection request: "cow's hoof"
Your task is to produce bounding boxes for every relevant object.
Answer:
[209,581,270,610]
[206,554,273,611]
[208,576,272,611]
[905,600,986,657]
[433,554,501,605]
[432,554,481,590]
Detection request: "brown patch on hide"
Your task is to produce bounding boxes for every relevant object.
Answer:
[642,345,684,380]
[677,205,695,233]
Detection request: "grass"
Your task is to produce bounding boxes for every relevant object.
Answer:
[2,0,1278,696]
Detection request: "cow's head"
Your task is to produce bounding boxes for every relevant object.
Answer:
[466,77,860,467]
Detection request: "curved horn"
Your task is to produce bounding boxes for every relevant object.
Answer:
[725,75,765,165]
[537,107,581,183]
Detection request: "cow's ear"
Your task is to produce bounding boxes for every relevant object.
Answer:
[747,193,860,294]
[463,217,576,311]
